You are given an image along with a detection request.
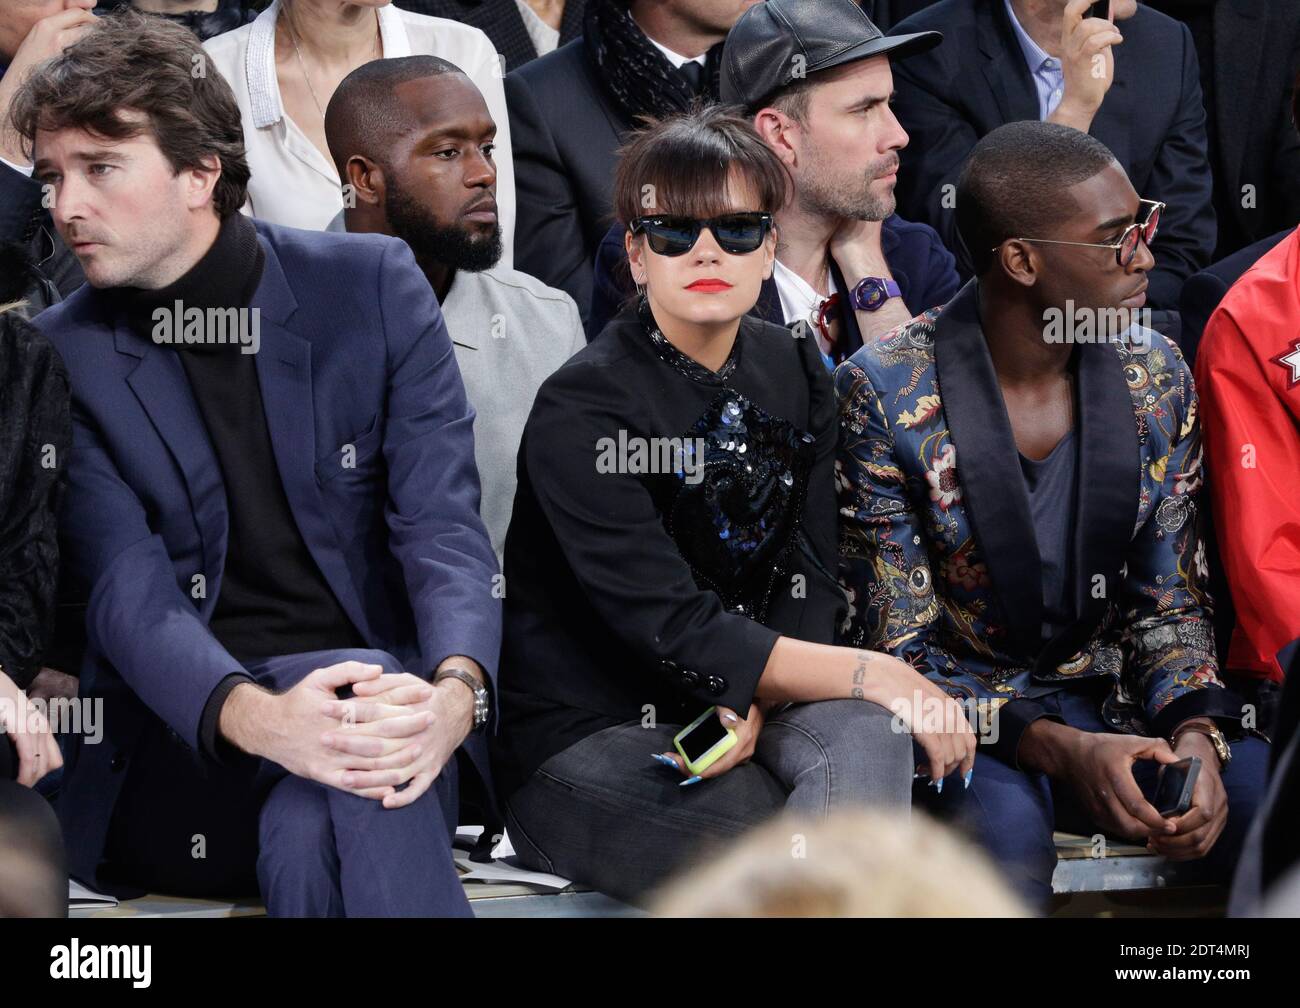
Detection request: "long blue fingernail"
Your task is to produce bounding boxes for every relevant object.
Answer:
[680,776,702,787]
[651,753,676,768]
[964,769,973,790]
[936,777,944,794]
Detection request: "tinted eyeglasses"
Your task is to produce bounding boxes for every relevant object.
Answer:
[997,199,1166,268]
[630,212,774,257]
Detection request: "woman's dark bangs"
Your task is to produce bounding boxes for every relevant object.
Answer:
[641,130,784,218]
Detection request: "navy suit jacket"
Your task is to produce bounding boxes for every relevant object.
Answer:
[587,213,961,343]
[1197,0,1300,258]
[1179,228,1294,368]
[35,221,503,884]
[506,37,627,324]
[889,0,1215,310]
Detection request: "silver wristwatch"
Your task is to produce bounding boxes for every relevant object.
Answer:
[435,667,490,732]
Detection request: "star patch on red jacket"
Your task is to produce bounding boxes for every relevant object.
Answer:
[1269,339,1300,388]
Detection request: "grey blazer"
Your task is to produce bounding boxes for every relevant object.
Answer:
[440,266,586,562]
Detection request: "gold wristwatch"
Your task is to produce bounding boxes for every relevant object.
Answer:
[1171,722,1231,769]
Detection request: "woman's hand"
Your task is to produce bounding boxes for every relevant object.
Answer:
[754,638,976,784]
[657,704,764,785]
[870,654,976,785]
[0,669,63,788]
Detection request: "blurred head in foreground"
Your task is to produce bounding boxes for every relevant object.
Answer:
[651,810,1028,918]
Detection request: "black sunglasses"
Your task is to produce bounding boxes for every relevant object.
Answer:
[630,212,774,257]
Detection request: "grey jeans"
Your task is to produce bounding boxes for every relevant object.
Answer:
[504,699,911,904]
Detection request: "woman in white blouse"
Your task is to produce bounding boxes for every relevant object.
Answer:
[204,0,515,262]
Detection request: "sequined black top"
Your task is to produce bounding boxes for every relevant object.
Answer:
[492,303,842,798]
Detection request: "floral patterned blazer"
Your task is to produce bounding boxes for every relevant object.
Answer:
[835,281,1244,764]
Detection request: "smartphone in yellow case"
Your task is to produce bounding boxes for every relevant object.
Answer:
[674,706,738,777]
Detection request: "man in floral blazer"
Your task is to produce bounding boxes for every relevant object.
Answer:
[836,121,1267,907]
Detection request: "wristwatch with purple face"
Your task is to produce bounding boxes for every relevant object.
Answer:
[850,276,902,311]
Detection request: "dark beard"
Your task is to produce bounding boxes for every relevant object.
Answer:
[799,165,894,222]
[385,177,502,273]
[798,139,898,222]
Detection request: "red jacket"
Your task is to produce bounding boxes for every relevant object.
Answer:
[1196,228,1300,682]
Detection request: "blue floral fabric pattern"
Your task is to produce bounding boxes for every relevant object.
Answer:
[835,303,1226,740]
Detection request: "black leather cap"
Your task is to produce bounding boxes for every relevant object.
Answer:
[721,0,943,110]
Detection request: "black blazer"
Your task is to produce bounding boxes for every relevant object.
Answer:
[1179,227,1294,367]
[396,0,585,70]
[889,0,1215,310]
[1201,0,1300,256]
[866,0,940,29]
[506,36,627,320]
[492,309,843,798]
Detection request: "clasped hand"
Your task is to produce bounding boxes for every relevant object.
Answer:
[278,661,473,809]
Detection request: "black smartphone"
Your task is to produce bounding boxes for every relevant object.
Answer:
[1087,1,1111,18]
[1154,756,1202,817]
[678,712,729,762]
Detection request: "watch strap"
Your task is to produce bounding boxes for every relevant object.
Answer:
[1171,723,1230,768]
[850,276,902,312]
[434,667,489,731]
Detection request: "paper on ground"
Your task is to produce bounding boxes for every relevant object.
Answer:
[69,878,118,910]
[452,851,574,891]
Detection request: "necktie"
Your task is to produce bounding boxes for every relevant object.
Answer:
[677,60,705,96]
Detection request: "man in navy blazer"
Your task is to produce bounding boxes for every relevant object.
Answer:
[18,13,500,916]
[889,0,1216,310]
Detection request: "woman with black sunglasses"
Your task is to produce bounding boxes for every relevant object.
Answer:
[491,106,975,904]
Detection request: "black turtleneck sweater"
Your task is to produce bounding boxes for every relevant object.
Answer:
[108,213,364,758]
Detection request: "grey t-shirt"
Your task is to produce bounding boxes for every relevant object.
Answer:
[1019,429,1079,644]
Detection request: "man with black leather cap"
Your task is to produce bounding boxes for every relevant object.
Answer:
[588,0,961,357]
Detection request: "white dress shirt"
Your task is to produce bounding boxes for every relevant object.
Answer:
[1003,0,1066,120]
[644,32,707,70]
[772,257,841,364]
[514,0,560,57]
[203,0,515,264]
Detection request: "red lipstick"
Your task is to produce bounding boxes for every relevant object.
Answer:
[685,278,733,293]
